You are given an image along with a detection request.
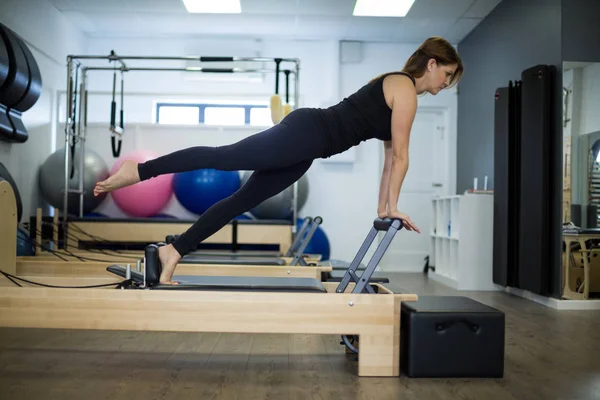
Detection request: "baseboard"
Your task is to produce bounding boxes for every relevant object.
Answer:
[427,271,459,289]
[504,286,600,310]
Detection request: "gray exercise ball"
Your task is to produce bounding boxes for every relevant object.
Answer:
[39,147,109,215]
[240,170,309,219]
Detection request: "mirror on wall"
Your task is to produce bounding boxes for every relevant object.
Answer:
[561,61,600,300]
[562,61,600,229]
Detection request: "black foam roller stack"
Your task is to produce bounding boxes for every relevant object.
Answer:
[0,23,43,143]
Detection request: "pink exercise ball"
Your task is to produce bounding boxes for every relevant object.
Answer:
[110,150,173,217]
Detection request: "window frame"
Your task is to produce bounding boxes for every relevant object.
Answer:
[155,102,270,126]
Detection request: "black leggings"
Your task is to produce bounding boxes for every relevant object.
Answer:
[138,108,330,256]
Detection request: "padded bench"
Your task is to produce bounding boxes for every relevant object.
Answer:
[400,296,505,378]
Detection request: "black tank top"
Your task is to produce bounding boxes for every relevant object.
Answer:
[314,71,416,157]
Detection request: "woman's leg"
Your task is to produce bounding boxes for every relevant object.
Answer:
[93,108,327,195]
[158,159,313,284]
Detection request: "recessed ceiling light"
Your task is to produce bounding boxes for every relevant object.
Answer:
[353,0,416,17]
[182,0,242,14]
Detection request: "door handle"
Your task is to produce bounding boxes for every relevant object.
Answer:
[432,183,443,187]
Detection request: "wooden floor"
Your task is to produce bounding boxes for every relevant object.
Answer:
[1,272,599,400]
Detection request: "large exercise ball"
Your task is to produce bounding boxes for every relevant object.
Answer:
[39,147,109,214]
[110,150,173,217]
[240,171,309,220]
[234,213,254,220]
[296,218,330,260]
[173,169,240,215]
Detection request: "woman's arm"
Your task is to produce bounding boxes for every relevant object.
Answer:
[377,140,393,217]
[387,80,420,232]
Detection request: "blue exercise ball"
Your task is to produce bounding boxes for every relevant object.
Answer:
[234,213,254,220]
[17,227,35,256]
[173,169,241,215]
[296,218,330,260]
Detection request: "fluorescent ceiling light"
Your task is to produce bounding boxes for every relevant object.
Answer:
[182,0,241,14]
[353,0,415,17]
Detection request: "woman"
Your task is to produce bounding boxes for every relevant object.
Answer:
[94,36,463,284]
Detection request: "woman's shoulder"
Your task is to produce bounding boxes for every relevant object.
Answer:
[381,71,415,86]
[381,72,416,109]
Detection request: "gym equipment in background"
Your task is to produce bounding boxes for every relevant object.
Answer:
[110,150,173,217]
[16,227,34,256]
[517,64,555,295]
[295,217,329,259]
[492,64,556,296]
[493,81,521,289]
[165,216,315,258]
[60,52,301,247]
[0,23,42,143]
[173,168,240,215]
[282,69,293,117]
[39,147,109,215]
[165,216,321,266]
[270,58,283,124]
[240,170,309,219]
[0,162,22,223]
[63,217,293,253]
[109,50,125,158]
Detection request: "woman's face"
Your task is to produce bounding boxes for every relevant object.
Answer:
[426,60,457,95]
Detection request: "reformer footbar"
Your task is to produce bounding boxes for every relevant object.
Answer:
[335,218,403,353]
[107,217,403,294]
[289,217,391,283]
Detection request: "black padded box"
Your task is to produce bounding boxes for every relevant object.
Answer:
[400,296,505,378]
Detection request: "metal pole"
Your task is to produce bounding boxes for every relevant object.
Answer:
[63,57,73,247]
[294,61,300,110]
[78,69,87,217]
[83,67,279,73]
[67,54,299,63]
[291,60,301,235]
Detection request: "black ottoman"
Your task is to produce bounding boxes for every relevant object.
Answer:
[400,296,505,378]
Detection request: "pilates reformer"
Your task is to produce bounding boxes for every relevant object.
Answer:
[109,218,400,292]
[163,216,319,266]
[109,217,407,357]
[164,216,316,259]
[161,215,390,283]
[0,179,417,377]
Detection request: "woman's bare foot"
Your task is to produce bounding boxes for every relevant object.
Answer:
[93,160,140,196]
[158,244,182,285]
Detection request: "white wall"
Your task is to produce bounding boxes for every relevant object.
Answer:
[0,0,86,220]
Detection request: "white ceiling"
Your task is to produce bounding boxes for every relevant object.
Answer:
[48,0,502,43]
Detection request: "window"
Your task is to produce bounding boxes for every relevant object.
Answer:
[204,107,245,126]
[157,106,200,125]
[155,102,271,126]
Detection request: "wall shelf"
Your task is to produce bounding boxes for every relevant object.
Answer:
[429,194,497,291]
